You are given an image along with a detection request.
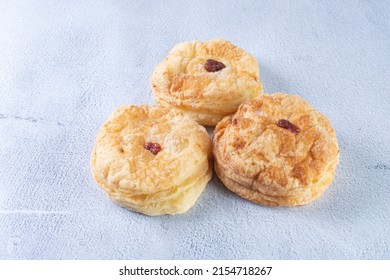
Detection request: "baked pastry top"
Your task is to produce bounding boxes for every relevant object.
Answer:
[213,93,339,206]
[150,39,263,126]
[91,105,212,215]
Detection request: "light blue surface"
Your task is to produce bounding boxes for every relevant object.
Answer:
[0,0,389,260]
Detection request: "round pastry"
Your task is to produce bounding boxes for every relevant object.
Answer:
[91,105,212,215]
[213,93,339,206]
[150,39,263,126]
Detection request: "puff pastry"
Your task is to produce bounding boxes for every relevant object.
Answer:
[213,93,339,206]
[91,105,212,215]
[150,39,263,126]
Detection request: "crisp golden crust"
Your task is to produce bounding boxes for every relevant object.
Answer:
[91,105,212,215]
[150,39,263,126]
[213,93,339,206]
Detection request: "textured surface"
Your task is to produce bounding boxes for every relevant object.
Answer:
[0,0,389,259]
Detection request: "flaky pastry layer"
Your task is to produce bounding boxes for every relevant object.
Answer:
[91,105,212,215]
[213,93,339,206]
[150,39,263,126]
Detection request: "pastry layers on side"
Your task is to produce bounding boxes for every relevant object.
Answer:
[213,93,339,206]
[150,39,263,126]
[91,105,212,215]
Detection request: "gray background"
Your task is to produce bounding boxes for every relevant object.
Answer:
[0,0,389,259]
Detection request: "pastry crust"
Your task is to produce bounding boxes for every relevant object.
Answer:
[213,93,339,206]
[91,105,212,215]
[150,39,263,126]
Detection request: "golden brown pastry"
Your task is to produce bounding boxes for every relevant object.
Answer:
[213,93,339,206]
[91,105,212,215]
[150,39,263,126]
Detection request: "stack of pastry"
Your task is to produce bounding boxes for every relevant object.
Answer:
[150,39,263,126]
[91,105,212,216]
[91,38,339,215]
[212,93,339,206]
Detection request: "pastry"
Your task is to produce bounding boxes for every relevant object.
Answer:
[150,39,263,126]
[213,93,339,206]
[91,105,212,215]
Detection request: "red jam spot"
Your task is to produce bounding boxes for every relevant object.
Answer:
[205,59,226,72]
[144,142,161,155]
[277,119,300,135]
[232,118,238,125]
